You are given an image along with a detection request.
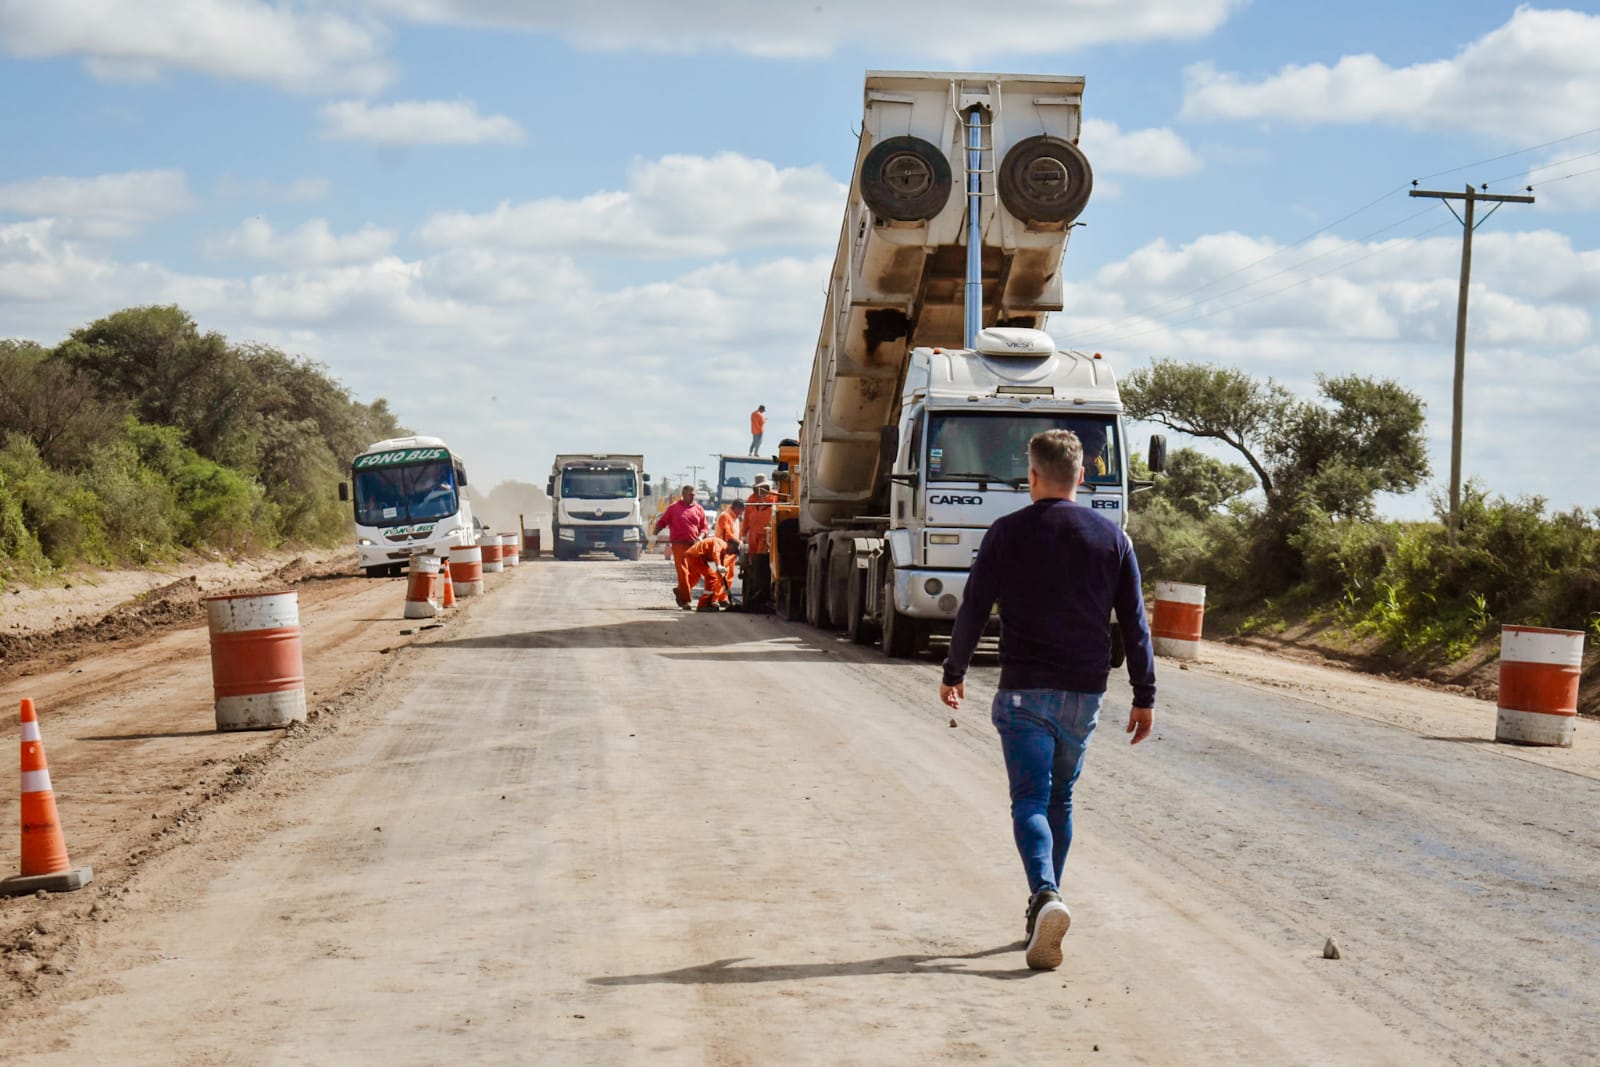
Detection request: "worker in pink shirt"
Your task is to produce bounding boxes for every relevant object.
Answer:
[653,484,709,609]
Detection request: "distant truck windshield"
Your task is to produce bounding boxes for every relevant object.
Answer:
[353,459,460,525]
[562,468,637,500]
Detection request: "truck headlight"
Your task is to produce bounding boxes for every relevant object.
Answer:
[357,538,375,547]
[924,578,944,596]
[558,528,575,541]
[623,528,639,541]
[928,533,960,545]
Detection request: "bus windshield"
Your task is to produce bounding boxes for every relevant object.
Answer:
[561,468,637,500]
[352,460,459,526]
[925,414,1120,487]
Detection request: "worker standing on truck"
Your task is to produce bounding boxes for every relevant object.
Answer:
[939,429,1157,971]
[749,405,766,456]
[684,536,739,612]
[653,485,709,610]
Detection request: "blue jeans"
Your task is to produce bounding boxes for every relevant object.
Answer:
[991,689,1103,895]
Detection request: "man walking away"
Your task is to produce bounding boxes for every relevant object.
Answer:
[939,429,1156,971]
[653,485,709,610]
[749,405,767,456]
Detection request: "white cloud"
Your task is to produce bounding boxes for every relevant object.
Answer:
[5,196,1597,513]
[1080,119,1202,177]
[0,169,192,238]
[418,152,844,257]
[319,99,524,145]
[216,176,332,204]
[0,0,392,93]
[206,218,398,268]
[1180,7,1600,140]
[368,0,1244,57]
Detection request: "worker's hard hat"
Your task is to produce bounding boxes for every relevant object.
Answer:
[753,474,769,486]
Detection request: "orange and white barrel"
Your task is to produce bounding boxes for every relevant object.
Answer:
[204,591,306,731]
[1496,625,1583,747]
[1151,580,1206,660]
[449,544,484,597]
[481,536,505,574]
[404,554,440,619]
[500,532,521,567]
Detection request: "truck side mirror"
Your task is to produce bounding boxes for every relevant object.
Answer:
[546,477,555,496]
[1147,434,1167,474]
[338,482,348,502]
[879,425,898,470]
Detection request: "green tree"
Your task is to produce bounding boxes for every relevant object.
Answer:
[1151,448,1255,519]
[0,340,126,469]
[1121,361,1288,499]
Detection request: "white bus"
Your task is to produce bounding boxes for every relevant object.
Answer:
[340,435,479,577]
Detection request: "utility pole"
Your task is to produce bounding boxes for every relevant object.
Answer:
[1409,183,1534,546]
[686,464,704,492]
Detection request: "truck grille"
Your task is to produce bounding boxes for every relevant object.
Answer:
[573,510,630,522]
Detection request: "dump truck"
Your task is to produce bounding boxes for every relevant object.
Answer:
[766,70,1161,657]
[548,453,650,560]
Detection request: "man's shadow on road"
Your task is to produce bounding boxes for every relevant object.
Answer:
[590,943,1041,985]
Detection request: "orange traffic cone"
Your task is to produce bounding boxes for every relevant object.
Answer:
[440,556,456,608]
[1,699,92,896]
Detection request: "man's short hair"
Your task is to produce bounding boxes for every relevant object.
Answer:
[725,538,741,555]
[680,485,695,497]
[1029,429,1084,487]
[730,499,744,510]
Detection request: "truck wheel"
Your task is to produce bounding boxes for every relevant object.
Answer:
[881,570,919,659]
[998,135,1093,226]
[777,577,805,621]
[859,136,952,222]
[621,545,643,562]
[364,566,386,579]
[845,565,878,644]
[387,562,405,578]
[805,544,832,629]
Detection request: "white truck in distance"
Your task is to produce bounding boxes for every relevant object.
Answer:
[548,454,650,561]
[341,435,479,578]
[781,70,1162,657]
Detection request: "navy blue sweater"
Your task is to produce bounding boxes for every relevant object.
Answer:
[941,498,1157,708]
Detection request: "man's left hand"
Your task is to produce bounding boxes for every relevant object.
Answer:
[1126,706,1154,745]
[940,682,964,710]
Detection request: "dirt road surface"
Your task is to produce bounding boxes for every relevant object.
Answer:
[1,558,1596,1066]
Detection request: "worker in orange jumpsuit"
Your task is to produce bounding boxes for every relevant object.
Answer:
[684,536,738,611]
[740,477,777,612]
[653,485,709,609]
[714,499,743,591]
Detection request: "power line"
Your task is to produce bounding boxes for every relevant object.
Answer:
[1412,125,1600,185]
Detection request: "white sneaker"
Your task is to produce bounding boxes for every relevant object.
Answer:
[1024,890,1072,970]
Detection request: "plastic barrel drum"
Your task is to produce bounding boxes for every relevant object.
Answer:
[449,544,484,597]
[481,536,505,574]
[501,532,521,567]
[1151,581,1206,660]
[205,591,306,731]
[404,554,440,619]
[1496,625,1584,747]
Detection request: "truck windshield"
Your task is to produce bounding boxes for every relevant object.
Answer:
[926,414,1120,487]
[562,469,637,500]
[716,457,778,505]
[352,460,459,526]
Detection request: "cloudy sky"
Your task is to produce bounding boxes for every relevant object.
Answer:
[2,1,1597,518]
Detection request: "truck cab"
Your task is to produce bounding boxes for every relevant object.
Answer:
[548,454,649,560]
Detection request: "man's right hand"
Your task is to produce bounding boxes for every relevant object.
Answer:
[1126,706,1153,745]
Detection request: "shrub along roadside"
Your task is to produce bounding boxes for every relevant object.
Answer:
[0,306,404,586]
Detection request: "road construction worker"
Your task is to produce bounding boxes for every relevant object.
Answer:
[749,405,767,456]
[741,476,777,612]
[684,536,738,611]
[714,499,743,590]
[653,485,709,609]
